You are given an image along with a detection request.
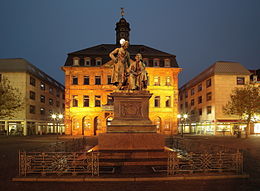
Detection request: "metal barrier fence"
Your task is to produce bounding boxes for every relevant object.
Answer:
[167,150,243,175]
[19,151,99,176]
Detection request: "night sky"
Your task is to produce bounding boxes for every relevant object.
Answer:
[1,0,259,86]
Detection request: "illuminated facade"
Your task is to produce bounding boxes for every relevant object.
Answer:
[178,61,251,135]
[0,58,65,136]
[62,17,181,136]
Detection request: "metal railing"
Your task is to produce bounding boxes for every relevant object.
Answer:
[49,137,88,152]
[167,150,243,175]
[19,151,99,176]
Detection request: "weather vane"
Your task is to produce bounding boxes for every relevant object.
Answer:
[121,8,125,18]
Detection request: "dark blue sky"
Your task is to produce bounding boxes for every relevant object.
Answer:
[1,0,259,86]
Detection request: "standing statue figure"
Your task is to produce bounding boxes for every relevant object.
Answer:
[109,39,130,90]
[128,53,148,90]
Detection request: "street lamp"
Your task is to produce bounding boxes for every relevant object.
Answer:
[51,113,63,139]
[177,113,188,137]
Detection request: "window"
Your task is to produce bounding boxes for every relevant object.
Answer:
[154,96,160,107]
[95,58,102,66]
[40,95,45,103]
[30,105,35,114]
[49,87,53,94]
[56,90,60,97]
[95,76,101,85]
[107,75,112,84]
[180,104,183,110]
[165,96,171,107]
[206,92,212,101]
[107,95,113,105]
[199,108,202,115]
[73,58,79,66]
[40,82,45,90]
[40,108,45,115]
[83,95,90,107]
[153,59,160,67]
[198,84,202,92]
[95,95,101,107]
[207,106,212,114]
[49,98,53,105]
[237,77,245,85]
[143,58,149,66]
[29,91,35,100]
[198,96,202,104]
[72,76,78,85]
[164,59,171,67]
[72,95,78,107]
[154,76,160,86]
[185,102,188,108]
[84,76,89,85]
[84,57,91,66]
[30,76,36,86]
[180,93,183,101]
[165,77,171,86]
[191,88,195,96]
[206,78,211,88]
[191,99,194,106]
[56,101,60,107]
[185,91,188,98]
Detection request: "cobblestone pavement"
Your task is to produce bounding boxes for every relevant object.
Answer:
[0,135,259,191]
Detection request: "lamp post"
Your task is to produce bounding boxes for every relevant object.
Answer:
[177,114,188,137]
[51,113,63,139]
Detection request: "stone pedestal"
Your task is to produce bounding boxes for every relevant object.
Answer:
[107,90,156,133]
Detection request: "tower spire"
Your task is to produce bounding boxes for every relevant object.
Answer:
[121,8,125,18]
[115,8,130,44]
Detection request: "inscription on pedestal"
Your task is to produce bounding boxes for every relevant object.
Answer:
[121,101,142,118]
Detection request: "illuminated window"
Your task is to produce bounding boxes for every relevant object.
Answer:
[49,98,53,105]
[49,87,53,94]
[154,76,160,86]
[191,99,194,106]
[198,83,202,91]
[237,77,245,85]
[154,96,160,107]
[206,78,211,88]
[72,76,78,85]
[40,107,45,115]
[165,96,171,107]
[165,76,171,86]
[107,95,113,105]
[95,76,101,85]
[84,76,89,85]
[72,95,78,107]
[83,95,89,107]
[206,92,212,101]
[40,95,45,103]
[207,106,212,114]
[164,59,170,67]
[153,59,160,67]
[29,91,35,100]
[40,82,45,90]
[95,95,101,107]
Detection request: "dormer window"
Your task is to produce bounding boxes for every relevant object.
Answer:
[73,57,80,66]
[84,57,91,66]
[153,59,160,67]
[143,58,149,66]
[164,59,171,67]
[95,58,102,66]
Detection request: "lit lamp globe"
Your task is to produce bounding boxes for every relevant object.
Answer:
[183,114,188,119]
[177,114,181,119]
[120,38,126,45]
[51,114,57,119]
[58,114,63,119]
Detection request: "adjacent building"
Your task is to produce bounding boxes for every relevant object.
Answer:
[62,17,181,136]
[178,61,252,135]
[0,58,65,136]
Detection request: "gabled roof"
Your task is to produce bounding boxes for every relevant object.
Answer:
[64,44,179,67]
[180,61,251,90]
[0,58,64,90]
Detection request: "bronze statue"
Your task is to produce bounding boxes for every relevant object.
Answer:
[128,53,148,90]
[109,40,130,90]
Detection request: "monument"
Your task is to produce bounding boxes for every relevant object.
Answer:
[97,40,166,170]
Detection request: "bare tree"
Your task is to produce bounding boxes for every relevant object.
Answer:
[223,84,260,138]
[0,77,23,118]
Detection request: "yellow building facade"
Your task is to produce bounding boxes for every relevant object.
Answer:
[62,17,181,136]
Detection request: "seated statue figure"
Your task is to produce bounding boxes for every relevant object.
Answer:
[128,53,148,90]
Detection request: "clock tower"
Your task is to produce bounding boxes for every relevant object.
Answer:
[115,8,130,45]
